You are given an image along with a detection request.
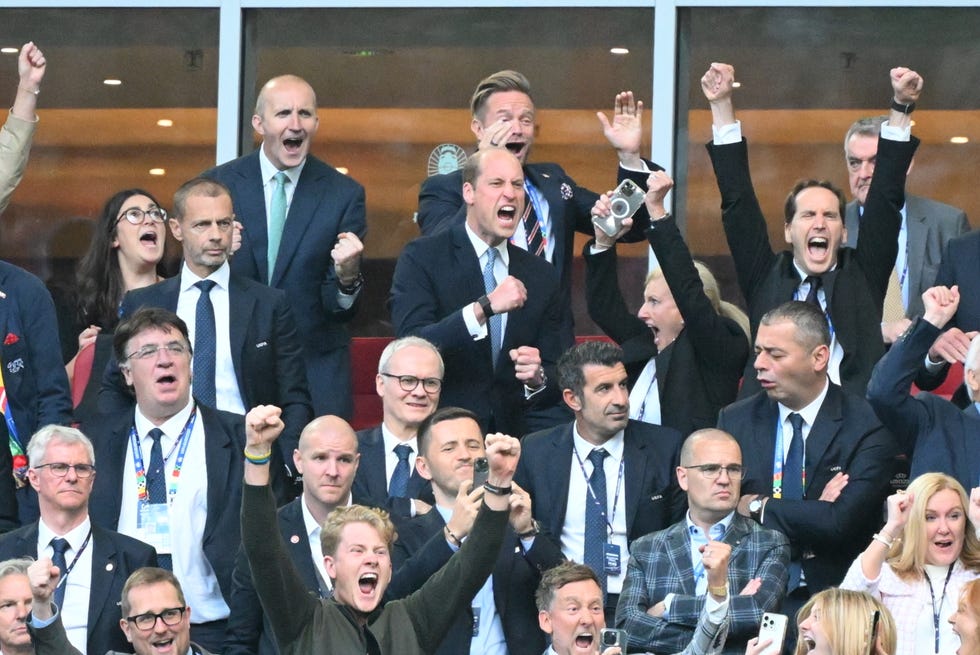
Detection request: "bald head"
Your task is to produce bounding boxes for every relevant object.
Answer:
[298,415,357,453]
[679,428,740,467]
[295,416,360,518]
[255,74,317,115]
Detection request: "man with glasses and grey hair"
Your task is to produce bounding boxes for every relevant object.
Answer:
[0,425,157,655]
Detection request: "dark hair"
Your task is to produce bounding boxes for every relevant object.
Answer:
[173,177,232,219]
[416,406,481,457]
[557,341,624,397]
[75,189,163,330]
[783,179,846,225]
[759,301,831,350]
[470,70,533,120]
[113,307,191,364]
[535,561,601,612]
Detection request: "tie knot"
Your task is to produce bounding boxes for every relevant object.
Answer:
[196,279,217,294]
[274,171,288,186]
[50,537,69,555]
[394,444,413,462]
[587,448,607,468]
[147,428,165,444]
[804,275,821,289]
[788,413,804,431]
[486,247,498,265]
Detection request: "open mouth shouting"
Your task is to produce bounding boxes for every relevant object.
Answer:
[358,572,379,596]
[573,631,595,652]
[498,204,518,227]
[139,228,161,247]
[148,636,180,654]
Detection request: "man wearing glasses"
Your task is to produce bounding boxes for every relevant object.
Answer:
[0,426,156,655]
[616,429,790,655]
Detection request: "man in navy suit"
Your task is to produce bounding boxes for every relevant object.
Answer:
[0,425,157,655]
[387,406,564,655]
[515,340,685,625]
[203,74,366,419]
[224,415,360,655]
[352,336,440,514]
[391,149,564,437]
[101,177,312,476]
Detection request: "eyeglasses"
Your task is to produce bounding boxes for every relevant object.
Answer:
[125,607,186,631]
[115,207,167,226]
[682,464,744,480]
[126,343,189,361]
[33,463,96,478]
[380,373,442,393]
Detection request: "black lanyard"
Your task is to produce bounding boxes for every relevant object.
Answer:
[927,563,954,654]
[54,529,93,592]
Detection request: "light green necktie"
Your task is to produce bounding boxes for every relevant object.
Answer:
[267,171,288,282]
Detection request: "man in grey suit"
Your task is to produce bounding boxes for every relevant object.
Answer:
[842,116,969,343]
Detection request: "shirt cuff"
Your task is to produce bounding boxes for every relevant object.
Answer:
[619,160,650,174]
[462,303,488,340]
[923,353,946,373]
[28,605,60,629]
[336,287,358,309]
[712,121,742,145]
[880,122,911,142]
[705,592,729,623]
[662,592,675,619]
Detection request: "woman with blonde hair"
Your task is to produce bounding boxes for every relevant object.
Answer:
[949,579,980,655]
[841,472,980,655]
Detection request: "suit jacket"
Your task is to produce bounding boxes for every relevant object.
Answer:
[867,316,980,491]
[203,151,367,417]
[387,505,565,655]
[584,218,748,438]
[100,271,313,473]
[224,497,323,655]
[0,521,158,655]
[717,384,897,591]
[845,194,969,318]
[514,420,686,550]
[351,425,433,515]
[615,514,790,655]
[707,136,918,398]
[390,223,564,437]
[31,612,215,655]
[0,113,34,216]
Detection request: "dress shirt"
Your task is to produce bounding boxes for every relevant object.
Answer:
[628,358,661,424]
[118,400,230,622]
[37,517,92,654]
[300,491,352,594]
[381,423,419,492]
[461,223,509,341]
[175,261,244,415]
[791,261,844,386]
[564,427,629,594]
[775,380,829,463]
[508,179,555,263]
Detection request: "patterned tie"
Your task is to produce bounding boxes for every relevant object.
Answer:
[882,268,906,322]
[267,171,288,283]
[146,428,172,571]
[482,248,503,366]
[389,443,413,498]
[50,537,69,609]
[193,280,217,408]
[522,178,545,257]
[584,448,609,595]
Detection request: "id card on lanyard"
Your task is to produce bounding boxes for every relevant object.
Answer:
[771,415,806,499]
[573,447,625,576]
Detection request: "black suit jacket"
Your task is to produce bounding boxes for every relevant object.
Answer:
[514,420,686,548]
[717,384,897,591]
[706,136,918,398]
[351,425,433,515]
[100,271,313,473]
[224,497,322,655]
[0,521,157,655]
[584,218,748,438]
[387,505,564,655]
[390,223,564,437]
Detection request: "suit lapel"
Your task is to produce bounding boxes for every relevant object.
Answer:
[751,398,779,494]
[233,154,271,282]
[525,165,563,271]
[280,499,322,593]
[226,276,253,389]
[548,427,575,539]
[87,527,119,636]
[363,428,389,498]
[802,385,844,496]
[666,524,696,595]
[272,162,325,286]
[904,198,928,296]
[202,408,233,543]
[623,426,646,535]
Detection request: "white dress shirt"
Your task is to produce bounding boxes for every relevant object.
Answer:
[37,516,93,653]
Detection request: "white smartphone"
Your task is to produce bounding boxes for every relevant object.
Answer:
[756,612,788,655]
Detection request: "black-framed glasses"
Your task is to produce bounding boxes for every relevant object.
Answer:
[380,373,442,393]
[126,343,189,361]
[125,607,186,631]
[33,463,96,478]
[115,207,167,226]
[682,464,744,480]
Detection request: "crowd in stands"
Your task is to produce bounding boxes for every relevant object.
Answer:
[0,41,979,655]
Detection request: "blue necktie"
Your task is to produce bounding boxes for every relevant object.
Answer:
[584,448,608,594]
[389,443,412,498]
[482,248,502,366]
[146,428,172,571]
[50,537,69,609]
[268,171,288,283]
[193,280,217,408]
[785,413,805,591]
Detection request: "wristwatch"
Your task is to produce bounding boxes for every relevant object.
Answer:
[477,294,495,318]
[748,498,765,522]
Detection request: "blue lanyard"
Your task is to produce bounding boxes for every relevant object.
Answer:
[771,414,806,499]
[129,408,197,506]
[573,445,625,536]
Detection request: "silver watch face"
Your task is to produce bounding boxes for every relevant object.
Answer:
[749,499,763,513]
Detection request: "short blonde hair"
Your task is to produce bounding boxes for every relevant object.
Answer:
[645,261,750,343]
[320,505,396,557]
[794,588,896,655]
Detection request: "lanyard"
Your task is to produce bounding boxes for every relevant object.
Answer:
[795,282,836,340]
[53,529,92,592]
[573,445,624,537]
[927,563,954,654]
[771,415,806,499]
[129,408,197,506]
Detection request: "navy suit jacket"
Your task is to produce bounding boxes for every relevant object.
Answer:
[390,223,564,437]
[717,384,897,591]
[351,425,433,515]
[0,521,158,655]
[203,151,367,417]
[100,271,313,473]
[514,420,686,549]
[224,497,322,655]
[387,505,564,655]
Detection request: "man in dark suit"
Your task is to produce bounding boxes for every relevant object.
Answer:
[203,74,366,419]
[352,336,440,514]
[86,307,264,652]
[0,425,157,655]
[867,285,980,492]
[842,115,969,343]
[702,62,921,399]
[717,301,897,630]
[391,149,564,437]
[224,415,360,655]
[100,177,312,475]
[515,340,685,625]
[387,406,564,655]
[616,429,789,655]
[417,70,663,339]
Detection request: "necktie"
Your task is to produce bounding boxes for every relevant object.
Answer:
[193,280,217,408]
[882,268,905,322]
[802,275,822,308]
[522,179,545,257]
[268,171,288,283]
[146,428,173,570]
[50,537,69,608]
[389,443,413,498]
[584,448,608,594]
[482,248,503,366]
[784,413,805,500]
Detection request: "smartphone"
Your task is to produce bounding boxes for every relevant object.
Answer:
[472,457,489,489]
[865,610,881,655]
[756,613,788,655]
[599,628,628,649]
[592,179,645,237]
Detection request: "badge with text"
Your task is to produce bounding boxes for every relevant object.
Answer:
[603,543,621,575]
